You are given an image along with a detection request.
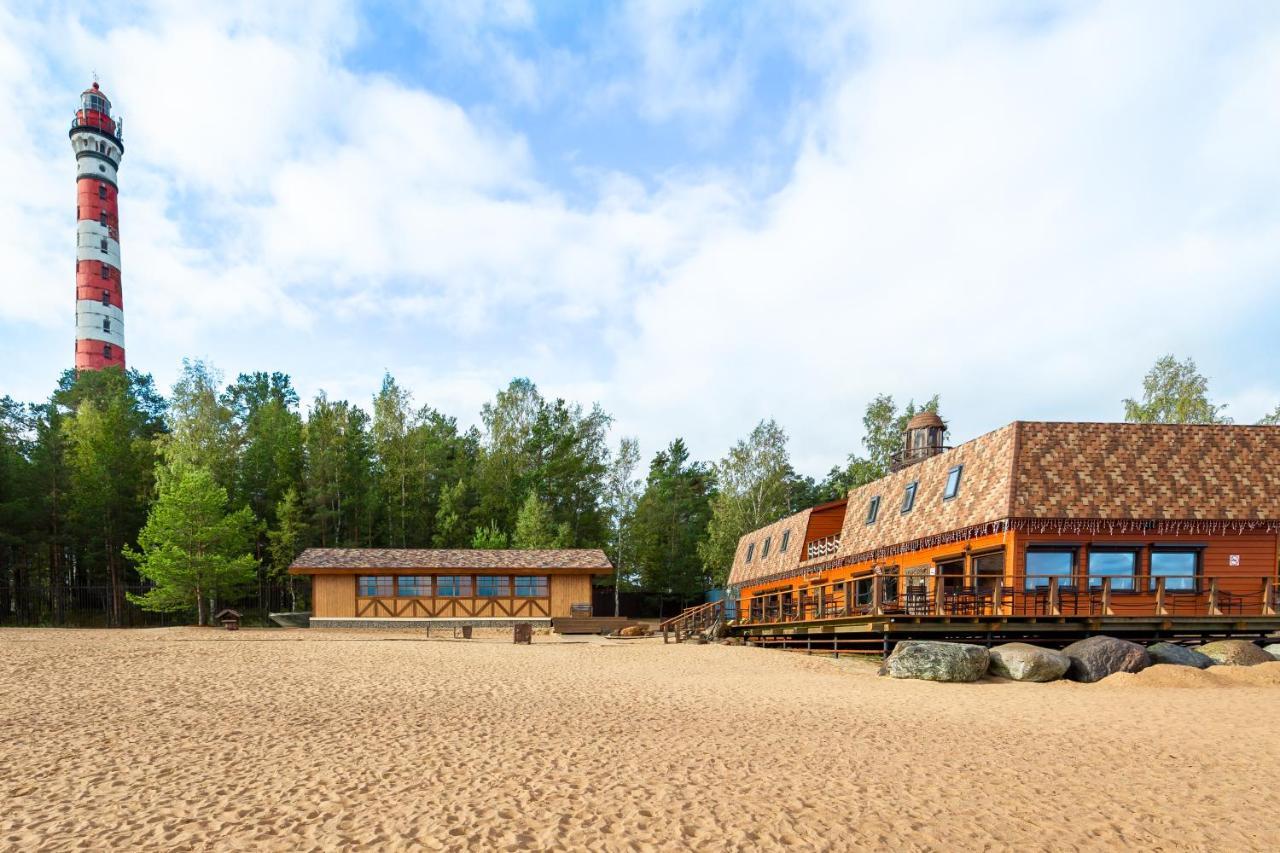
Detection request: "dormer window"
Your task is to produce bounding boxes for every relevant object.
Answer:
[866,496,881,524]
[901,481,918,514]
[745,543,755,563]
[944,465,963,501]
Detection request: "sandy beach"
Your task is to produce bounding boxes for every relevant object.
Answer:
[3,628,1280,851]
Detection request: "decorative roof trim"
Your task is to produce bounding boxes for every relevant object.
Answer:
[729,516,1280,590]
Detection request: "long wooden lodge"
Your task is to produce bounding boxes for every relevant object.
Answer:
[290,548,613,629]
[726,416,1280,652]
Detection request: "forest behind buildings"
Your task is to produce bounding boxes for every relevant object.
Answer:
[0,355,1273,625]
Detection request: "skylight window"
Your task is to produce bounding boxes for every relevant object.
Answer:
[780,530,791,552]
[944,465,963,501]
[866,496,881,525]
[745,543,755,563]
[901,481,918,514]
[762,536,772,558]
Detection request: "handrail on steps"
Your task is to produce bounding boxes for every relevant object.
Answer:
[660,599,724,644]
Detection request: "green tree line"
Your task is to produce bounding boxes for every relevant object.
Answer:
[1,354,1272,625]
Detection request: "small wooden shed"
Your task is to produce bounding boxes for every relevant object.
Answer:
[215,609,242,631]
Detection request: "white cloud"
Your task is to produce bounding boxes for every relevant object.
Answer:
[2,0,1278,476]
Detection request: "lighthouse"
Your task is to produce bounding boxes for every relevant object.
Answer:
[70,81,126,370]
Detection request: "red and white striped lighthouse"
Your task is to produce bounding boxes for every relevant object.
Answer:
[70,81,126,371]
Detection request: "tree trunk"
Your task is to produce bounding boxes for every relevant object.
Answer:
[196,582,205,626]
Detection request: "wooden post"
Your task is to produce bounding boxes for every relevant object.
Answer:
[1264,576,1276,617]
[991,578,1003,617]
[1101,577,1112,616]
[843,581,851,617]
[1155,576,1167,617]
[1208,577,1220,616]
[1048,576,1061,617]
[817,585,826,620]
[872,573,883,617]
[934,571,946,616]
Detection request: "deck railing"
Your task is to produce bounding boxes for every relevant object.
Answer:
[735,573,1280,625]
[806,534,841,560]
[661,599,724,643]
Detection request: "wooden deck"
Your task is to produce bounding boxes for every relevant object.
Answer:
[551,617,638,635]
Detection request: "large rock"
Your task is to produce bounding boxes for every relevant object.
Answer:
[617,624,651,637]
[1198,640,1275,666]
[987,643,1070,682]
[1147,642,1213,669]
[884,641,989,682]
[1062,636,1151,683]
[1264,644,1280,659]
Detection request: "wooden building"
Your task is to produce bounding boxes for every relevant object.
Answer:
[726,419,1280,651]
[290,548,612,629]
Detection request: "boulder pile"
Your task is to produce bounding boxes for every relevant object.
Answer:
[875,636,1275,684]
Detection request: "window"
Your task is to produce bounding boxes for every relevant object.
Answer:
[865,496,881,525]
[103,343,113,359]
[514,576,548,597]
[101,264,110,279]
[358,576,393,597]
[477,575,511,597]
[745,543,755,563]
[1151,550,1199,593]
[100,211,108,226]
[1025,549,1074,590]
[99,165,106,173]
[1088,549,1137,591]
[779,530,791,552]
[436,575,473,597]
[396,576,431,597]
[101,290,110,306]
[761,536,772,558]
[972,551,1004,590]
[103,318,111,333]
[943,465,963,500]
[100,238,108,252]
[99,184,107,199]
[901,481,918,514]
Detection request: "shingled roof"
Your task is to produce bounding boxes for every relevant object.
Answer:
[727,421,1280,588]
[289,548,612,574]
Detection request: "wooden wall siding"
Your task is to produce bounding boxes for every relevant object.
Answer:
[833,423,1017,566]
[549,575,593,617]
[1013,423,1280,520]
[727,507,812,587]
[803,503,847,543]
[354,597,551,619]
[313,574,355,617]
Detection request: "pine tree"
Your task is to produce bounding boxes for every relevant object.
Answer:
[125,465,257,625]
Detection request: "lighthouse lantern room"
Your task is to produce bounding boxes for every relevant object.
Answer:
[70,81,126,370]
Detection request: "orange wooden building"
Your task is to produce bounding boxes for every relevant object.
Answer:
[290,548,612,629]
[727,418,1280,650]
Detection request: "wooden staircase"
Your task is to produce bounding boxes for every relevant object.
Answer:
[660,600,725,644]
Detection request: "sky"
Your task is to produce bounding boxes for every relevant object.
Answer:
[2,0,1279,476]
